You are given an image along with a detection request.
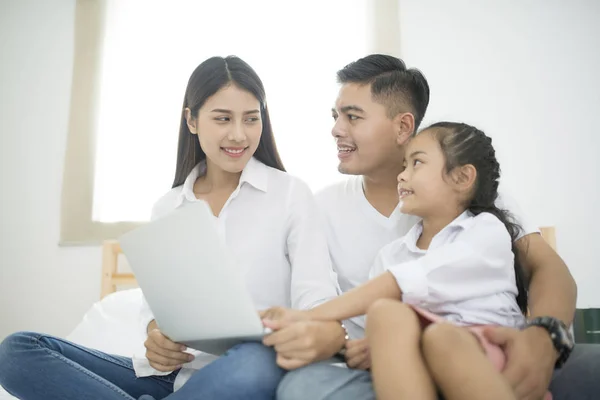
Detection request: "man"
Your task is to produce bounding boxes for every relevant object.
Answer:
[264,54,599,400]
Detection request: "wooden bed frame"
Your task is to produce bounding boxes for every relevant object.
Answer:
[101,240,137,299]
[100,227,559,299]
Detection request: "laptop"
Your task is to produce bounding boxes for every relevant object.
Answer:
[118,200,271,356]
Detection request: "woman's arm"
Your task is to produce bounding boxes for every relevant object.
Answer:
[285,178,341,309]
[260,179,347,369]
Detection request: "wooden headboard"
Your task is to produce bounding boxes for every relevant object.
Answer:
[539,226,556,251]
[101,240,137,299]
[100,227,558,299]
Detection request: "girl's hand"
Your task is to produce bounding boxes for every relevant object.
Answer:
[345,338,371,370]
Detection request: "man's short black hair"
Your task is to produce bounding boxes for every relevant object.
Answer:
[337,54,430,132]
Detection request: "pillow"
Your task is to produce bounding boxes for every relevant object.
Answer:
[66,288,146,357]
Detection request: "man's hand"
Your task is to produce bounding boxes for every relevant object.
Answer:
[345,338,370,370]
[484,326,556,400]
[260,307,310,324]
[145,320,194,372]
[262,319,346,370]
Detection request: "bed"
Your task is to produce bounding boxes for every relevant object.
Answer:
[0,228,558,399]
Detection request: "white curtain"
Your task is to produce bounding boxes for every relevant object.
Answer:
[92,0,369,222]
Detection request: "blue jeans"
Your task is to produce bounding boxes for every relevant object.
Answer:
[0,331,284,400]
[276,344,600,400]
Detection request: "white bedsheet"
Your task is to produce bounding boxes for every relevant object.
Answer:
[0,289,146,399]
[66,288,146,357]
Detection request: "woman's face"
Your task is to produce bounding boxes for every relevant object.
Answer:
[186,84,263,174]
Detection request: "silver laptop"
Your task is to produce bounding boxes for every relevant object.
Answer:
[118,200,270,355]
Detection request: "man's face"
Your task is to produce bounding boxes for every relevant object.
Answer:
[331,83,404,177]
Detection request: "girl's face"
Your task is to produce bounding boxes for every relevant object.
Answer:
[397,132,462,218]
[186,84,262,174]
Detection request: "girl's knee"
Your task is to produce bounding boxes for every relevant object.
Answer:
[367,299,414,322]
[366,300,421,340]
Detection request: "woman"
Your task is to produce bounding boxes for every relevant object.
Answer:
[0,56,340,400]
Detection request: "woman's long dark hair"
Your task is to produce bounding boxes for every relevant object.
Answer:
[172,56,285,188]
[424,122,529,313]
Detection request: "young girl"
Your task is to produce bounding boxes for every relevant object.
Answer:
[264,122,551,400]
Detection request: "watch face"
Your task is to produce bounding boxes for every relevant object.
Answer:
[557,321,575,351]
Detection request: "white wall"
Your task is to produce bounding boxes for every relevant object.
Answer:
[399,0,600,307]
[0,0,102,341]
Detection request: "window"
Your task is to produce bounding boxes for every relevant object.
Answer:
[60,0,400,242]
[92,0,369,222]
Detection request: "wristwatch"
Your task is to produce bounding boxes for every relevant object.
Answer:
[524,316,574,368]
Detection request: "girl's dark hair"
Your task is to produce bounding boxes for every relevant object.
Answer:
[172,56,285,188]
[424,122,528,313]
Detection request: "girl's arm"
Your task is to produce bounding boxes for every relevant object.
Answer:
[306,212,514,322]
[387,213,517,307]
[306,271,402,321]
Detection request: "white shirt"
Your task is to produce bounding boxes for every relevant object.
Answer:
[316,176,536,338]
[370,211,526,328]
[134,157,340,390]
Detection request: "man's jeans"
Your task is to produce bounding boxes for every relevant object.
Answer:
[0,331,284,400]
[277,344,600,400]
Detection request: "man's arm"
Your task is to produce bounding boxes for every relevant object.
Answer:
[484,233,577,400]
[518,233,577,324]
[496,189,577,323]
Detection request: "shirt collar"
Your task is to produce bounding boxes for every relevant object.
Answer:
[175,157,269,207]
[450,210,475,229]
[240,156,269,193]
[404,210,473,251]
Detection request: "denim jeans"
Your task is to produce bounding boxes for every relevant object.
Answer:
[276,344,600,400]
[0,331,284,400]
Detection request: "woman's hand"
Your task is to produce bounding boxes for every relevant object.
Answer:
[260,308,346,370]
[262,320,347,370]
[260,307,311,324]
[144,320,194,372]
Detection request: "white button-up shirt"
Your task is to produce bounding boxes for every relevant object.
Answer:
[369,211,526,328]
[133,157,340,390]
